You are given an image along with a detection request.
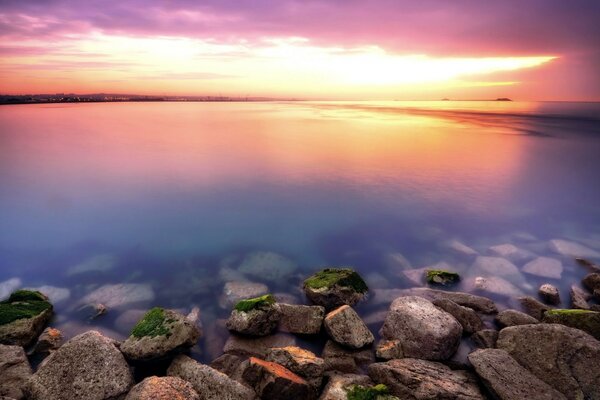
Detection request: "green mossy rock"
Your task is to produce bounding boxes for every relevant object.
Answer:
[542,309,600,340]
[234,294,276,313]
[131,307,174,338]
[0,289,53,346]
[303,268,369,310]
[425,270,460,286]
[346,384,399,400]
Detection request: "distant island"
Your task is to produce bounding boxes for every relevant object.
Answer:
[495,97,512,101]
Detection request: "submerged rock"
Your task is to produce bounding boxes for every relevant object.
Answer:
[125,376,199,400]
[549,239,600,259]
[373,288,497,313]
[495,309,539,328]
[470,276,524,298]
[368,359,484,399]
[241,357,316,400]
[425,269,460,286]
[446,240,479,258]
[303,268,368,310]
[497,323,600,400]
[26,286,71,304]
[79,283,155,309]
[120,307,201,361]
[470,256,524,282]
[324,305,374,349]
[380,296,462,360]
[432,299,483,335]
[0,290,53,346]
[66,254,117,276]
[487,243,535,264]
[220,281,269,309]
[238,251,297,282]
[469,348,567,400]
[278,303,324,334]
[226,294,281,336]
[538,283,561,305]
[522,257,563,279]
[0,344,32,400]
[542,309,600,340]
[25,331,134,400]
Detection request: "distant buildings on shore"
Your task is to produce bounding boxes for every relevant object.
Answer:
[0,94,286,105]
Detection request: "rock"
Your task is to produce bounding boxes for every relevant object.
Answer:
[517,296,552,320]
[399,267,428,286]
[318,373,373,400]
[30,327,63,355]
[224,333,296,358]
[0,344,32,400]
[303,268,368,310]
[226,295,281,336]
[380,296,462,360]
[522,257,563,279]
[114,309,148,331]
[471,329,498,349]
[495,309,539,328]
[241,357,315,400]
[238,251,297,282]
[487,244,535,264]
[344,384,399,400]
[324,305,374,349]
[497,324,600,400]
[79,283,154,309]
[273,293,300,305]
[220,281,269,309]
[210,353,245,378]
[470,256,524,282]
[167,355,255,400]
[0,290,53,346]
[582,273,600,292]
[373,288,497,313]
[66,254,117,276]
[266,346,324,389]
[425,269,460,286]
[384,252,412,271]
[538,283,561,305]
[322,340,375,373]
[447,240,478,257]
[125,376,199,400]
[278,303,324,334]
[25,331,134,400]
[368,359,484,399]
[575,258,600,272]
[76,302,108,320]
[432,299,483,335]
[375,340,403,360]
[549,239,600,258]
[470,276,524,298]
[26,286,70,304]
[469,348,567,400]
[0,278,21,301]
[542,309,600,340]
[570,285,590,309]
[120,307,201,361]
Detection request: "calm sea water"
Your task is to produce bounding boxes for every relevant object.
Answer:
[1,101,599,360]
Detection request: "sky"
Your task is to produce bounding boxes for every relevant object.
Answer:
[0,0,599,100]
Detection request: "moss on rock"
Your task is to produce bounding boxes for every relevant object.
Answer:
[346,384,397,400]
[304,268,368,293]
[234,294,276,312]
[426,270,460,286]
[0,290,52,326]
[131,307,172,338]
[543,309,600,340]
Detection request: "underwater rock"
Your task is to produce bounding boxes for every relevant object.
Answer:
[469,348,567,400]
[549,239,600,259]
[495,309,539,328]
[399,267,428,286]
[125,376,199,400]
[425,269,460,286]
[487,243,535,264]
[538,283,561,305]
[542,309,600,340]
[497,323,600,400]
[66,254,117,276]
[76,302,108,320]
[319,373,373,400]
[238,251,297,282]
[570,285,591,309]
[471,329,498,349]
[26,286,71,304]
[446,240,479,258]
[322,339,375,373]
[241,356,316,400]
[167,355,256,400]
[380,296,462,361]
[324,305,374,349]
[368,359,484,400]
[432,299,483,335]
[0,344,32,400]
[220,281,269,309]
[470,256,524,283]
[0,278,22,301]
[79,283,155,309]
[303,268,368,310]
[115,309,148,331]
[29,327,63,355]
[223,333,297,358]
[0,290,53,346]
[470,276,524,298]
[266,346,324,390]
[278,303,324,334]
[226,295,281,336]
[25,331,134,400]
[120,307,201,361]
[522,257,563,280]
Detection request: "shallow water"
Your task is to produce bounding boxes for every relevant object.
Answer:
[1,101,599,361]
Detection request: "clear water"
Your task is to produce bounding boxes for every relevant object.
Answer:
[1,101,599,361]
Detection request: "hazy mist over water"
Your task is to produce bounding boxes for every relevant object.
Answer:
[1,101,599,357]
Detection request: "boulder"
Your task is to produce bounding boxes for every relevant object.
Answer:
[238,251,297,282]
[167,355,256,400]
[570,285,590,309]
[495,309,539,328]
[380,296,462,360]
[368,359,485,399]
[318,373,372,400]
[322,340,375,373]
[25,331,134,400]
[517,296,552,320]
[538,283,560,305]
[324,305,374,349]
[549,239,600,258]
[220,281,269,309]
[373,288,497,313]
[79,283,154,309]
[224,333,296,358]
[241,357,316,400]
[278,304,324,334]
[542,309,600,340]
[226,295,281,336]
[0,344,32,400]
[469,349,567,400]
[0,290,53,346]
[432,299,483,334]
[582,273,600,292]
[471,329,498,349]
[497,324,600,400]
[303,268,368,310]
[522,257,563,279]
[120,308,201,361]
[266,346,324,389]
[125,376,199,400]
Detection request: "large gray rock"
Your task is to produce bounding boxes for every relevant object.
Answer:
[324,305,374,349]
[303,268,368,310]
[373,288,497,313]
[522,257,563,279]
[432,299,483,335]
[25,331,134,400]
[0,344,32,400]
[497,324,600,400]
[125,376,199,400]
[368,359,485,399]
[469,348,567,400]
[0,290,53,346]
[120,308,201,361]
[226,303,281,337]
[241,357,316,400]
[380,296,462,360]
[495,309,539,328]
[167,355,256,400]
[278,304,324,334]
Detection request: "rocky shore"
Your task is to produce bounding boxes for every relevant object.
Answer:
[2,261,600,400]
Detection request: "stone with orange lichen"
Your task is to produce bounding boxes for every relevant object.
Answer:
[242,357,316,400]
[31,327,63,354]
[266,346,324,389]
[125,376,199,400]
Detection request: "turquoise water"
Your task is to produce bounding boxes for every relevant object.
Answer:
[1,101,599,360]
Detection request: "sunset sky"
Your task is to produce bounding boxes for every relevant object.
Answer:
[0,0,599,100]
